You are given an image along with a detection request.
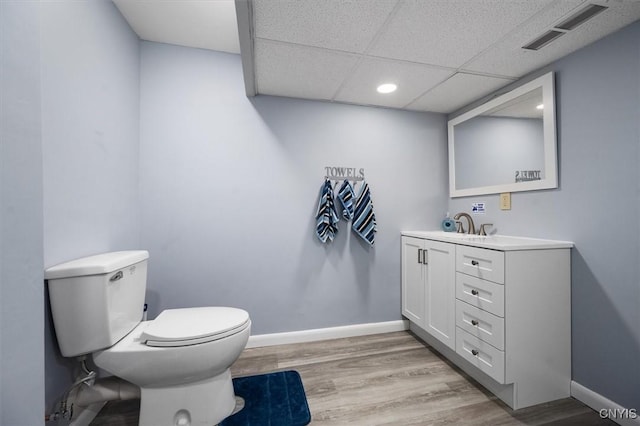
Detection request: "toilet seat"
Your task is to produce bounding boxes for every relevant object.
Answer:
[141,307,250,347]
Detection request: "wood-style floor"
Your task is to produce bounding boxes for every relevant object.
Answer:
[91,331,614,425]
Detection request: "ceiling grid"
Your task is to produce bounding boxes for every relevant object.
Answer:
[113,0,640,113]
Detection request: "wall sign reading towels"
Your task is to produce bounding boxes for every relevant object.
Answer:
[324,166,365,181]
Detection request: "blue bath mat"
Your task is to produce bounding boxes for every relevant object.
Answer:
[220,370,311,426]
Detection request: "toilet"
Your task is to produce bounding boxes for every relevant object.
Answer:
[45,250,251,426]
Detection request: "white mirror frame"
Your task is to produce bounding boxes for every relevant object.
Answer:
[448,72,557,198]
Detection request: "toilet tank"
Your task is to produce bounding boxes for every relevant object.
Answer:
[45,251,149,357]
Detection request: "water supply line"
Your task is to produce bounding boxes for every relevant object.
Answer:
[45,357,96,421]
[45,356,140,422]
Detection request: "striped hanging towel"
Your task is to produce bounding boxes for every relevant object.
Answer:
[352,181,376,246]
[336,179,355,220]
[315,179,339,243]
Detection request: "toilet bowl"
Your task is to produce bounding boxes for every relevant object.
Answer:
[95,307,250,425]
[45,251,251,426]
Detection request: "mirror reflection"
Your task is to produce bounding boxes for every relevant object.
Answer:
[448,72,557,197]
[454,88,544,190]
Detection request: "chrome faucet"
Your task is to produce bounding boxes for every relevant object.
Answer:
[454,212,476,235]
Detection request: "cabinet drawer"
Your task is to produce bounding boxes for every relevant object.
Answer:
[456,272,504,317]
[455,300,504,350]
[456,327,505,383]
[456,246,504,284]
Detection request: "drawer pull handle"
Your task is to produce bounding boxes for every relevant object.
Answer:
[471,260,479,266]
[471,319,479,326]
[471,349,479,356]
[471,289,479,296]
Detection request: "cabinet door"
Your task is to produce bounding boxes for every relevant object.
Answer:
[401,236,425,326]
[424,240,456,350]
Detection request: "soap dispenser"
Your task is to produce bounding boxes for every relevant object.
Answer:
[441,212,456,232]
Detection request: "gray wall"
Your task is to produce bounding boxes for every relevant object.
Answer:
[449,22,640,409]
[0,2,45,424]
[41,0,141,265]
[40,0,141,413]
[139,42,448,334]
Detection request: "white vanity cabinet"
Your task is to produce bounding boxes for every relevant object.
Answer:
[401,231,573,410]
[401,236,455,350]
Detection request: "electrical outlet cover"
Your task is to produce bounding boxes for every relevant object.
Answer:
[500,193,511,210]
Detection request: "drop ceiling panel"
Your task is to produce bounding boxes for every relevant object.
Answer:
[334,58,454,109]
[252,0,399,53]
[115,0,640,114]
[369,0,555,68]
[465,0,640,77]
[255,40,360,101]
[406,72,513,113]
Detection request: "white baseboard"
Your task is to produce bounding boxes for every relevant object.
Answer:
[571,381,640,426]
[246,320,409,348]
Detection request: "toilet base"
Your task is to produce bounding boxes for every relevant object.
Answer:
[138,369,236,426]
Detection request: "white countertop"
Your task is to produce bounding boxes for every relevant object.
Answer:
[402,230,574,251]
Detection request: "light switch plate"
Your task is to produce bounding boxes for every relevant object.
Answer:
[500,192,511,210]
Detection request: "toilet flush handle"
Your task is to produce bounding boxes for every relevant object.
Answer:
[110,271,123,282]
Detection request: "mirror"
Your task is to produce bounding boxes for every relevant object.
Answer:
[448,72,557,197]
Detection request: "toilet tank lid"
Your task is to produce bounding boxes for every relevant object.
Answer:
[45,250,149,280]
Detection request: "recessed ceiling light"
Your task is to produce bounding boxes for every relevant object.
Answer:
[377,83,397,94]
[536,104,544,110]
